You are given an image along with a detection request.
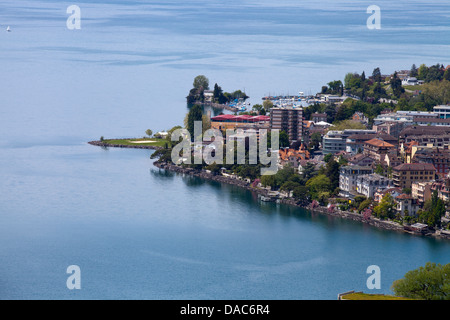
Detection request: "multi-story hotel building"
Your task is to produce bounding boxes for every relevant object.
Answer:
[270,107,303,144]
[392,163,436,190]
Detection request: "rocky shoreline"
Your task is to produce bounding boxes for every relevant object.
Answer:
[88,140,163,150]
[153,160,450,240]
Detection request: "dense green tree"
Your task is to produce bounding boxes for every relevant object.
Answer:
[165,125,183,147]
[344,72,356,89]
[372,67,382,83]
[274,165,296,187]
[371,81,388,102]
[309,132,322,150]
[373,193,396,219]
[444,69,450,81]
[358,198,373,213]
[335,104,354,122]
[150,148,171,162]
[327,80,343,95]
[229,90,249,101]
[425,64,444,82]
[280,181,301,192]
[213,83,228,104]
[338,155,348,166]
[236,165,259,180]
[187,87,205,104]
[348,76,362,90]
[390,72,405,98]
[323,153,333,163]
[306,174,331,200]
[186,104,203,140]
[206,163,222,175]
[317,191,331,205]
[391,262,450,300]
[193,75,209,90]
[301,162,317,181]
[325,159,340,192]
[375,163,384,175]
[303,103,321,120]
[252,104,264,113]
[260,174,277,189]
[293,185,310,205]
[213,83,222,99]
[420,191,445,228]
[421,80,450,105]
[263,100,273,112]
[279,130,290,148]
[418,64,428,80]
[410,64,418,77]
[324,104,337,123]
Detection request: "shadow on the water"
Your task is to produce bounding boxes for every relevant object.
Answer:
[156,167,450,246]
[181,175,207,188]
[156,170,209,188]
[149,168,175,181]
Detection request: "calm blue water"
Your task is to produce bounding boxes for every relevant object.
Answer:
[0,0,449,300]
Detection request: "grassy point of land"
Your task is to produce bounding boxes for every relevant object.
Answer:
[102,138,167,148]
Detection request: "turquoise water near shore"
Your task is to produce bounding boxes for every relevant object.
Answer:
[1,0,450,299]
[1,145,449,299]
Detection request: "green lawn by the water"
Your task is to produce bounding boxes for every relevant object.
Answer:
[102,138,167,147]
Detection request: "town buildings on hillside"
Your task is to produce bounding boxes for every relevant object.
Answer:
[261,99,450,223]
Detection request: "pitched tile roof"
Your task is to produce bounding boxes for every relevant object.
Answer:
[364,138,395,148]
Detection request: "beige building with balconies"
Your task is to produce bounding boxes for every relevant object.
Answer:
[411,181,433,203]
[392,163,436,190]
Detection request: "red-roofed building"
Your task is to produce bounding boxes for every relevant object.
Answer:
[374,187,402,203]
[363,138,396,163]
[211,114,270,131]
[279,145,310,168]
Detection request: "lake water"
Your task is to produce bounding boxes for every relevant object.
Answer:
[0,0,449,300]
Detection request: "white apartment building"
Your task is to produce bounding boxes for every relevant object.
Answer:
[356,174,393,199]
[339,165,373,198]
